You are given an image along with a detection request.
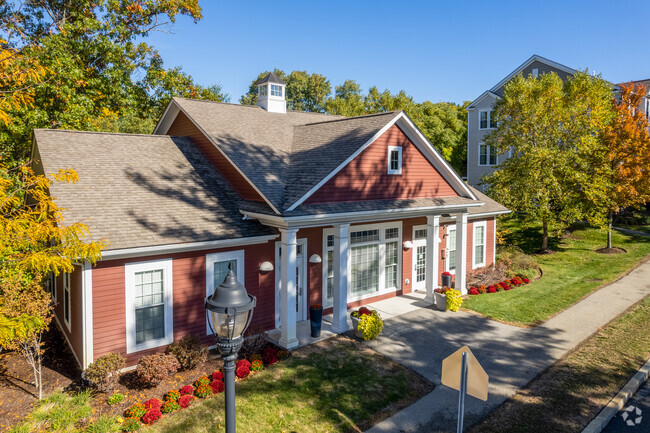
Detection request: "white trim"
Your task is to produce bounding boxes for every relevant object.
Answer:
[101,235,277,260]
[63,272,71,331]
[154,99,281,215]
[387,145,403,175]
[492,218,497,265]
[54,315,81,368]
[242,202,482,229]
[472,220,487,269]
[411,225,428,291]
[468,210,511,219]
[152,101,180,135]
[322,221,402,304]
[125,258,174,354]
[478,142,498,166]
[446,224,457,273]
[274,238,307,328]
[489,54,577,93]
[286,114,400,211]
[478,111,497,130]
[322,232,334,308]
[205,250,245,335]
[82,262,93,369]
[467,91,500,111]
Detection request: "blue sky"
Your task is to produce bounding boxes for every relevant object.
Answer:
[146,0,650,105]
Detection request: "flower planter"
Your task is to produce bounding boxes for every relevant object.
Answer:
[350,315,363,338]
[434,292,447,311]
[441,273,452,288]
[309,306,323,338]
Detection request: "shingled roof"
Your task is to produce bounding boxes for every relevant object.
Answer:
[34,130,274,251]
[170,98,401,211]
[256,72,287,85]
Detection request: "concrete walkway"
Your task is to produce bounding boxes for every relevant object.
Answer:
[364,259,650,433]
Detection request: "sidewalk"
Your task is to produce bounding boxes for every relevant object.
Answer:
[364,259,650,433]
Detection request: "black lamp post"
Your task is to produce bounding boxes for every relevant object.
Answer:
[205,265,256,433]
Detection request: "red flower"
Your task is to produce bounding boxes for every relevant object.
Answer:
[212,371,224,381]
[180,385,194,396]
[358,307,372,316]
[236,365,250,379]
[210,380,225,394]
[504,285,511,291]
[263,347,278,365]
[442,271,451,276]
[523,278,530,284]
[143,398,161,410]
[488,286,497,293]
[142,409,162,425]
[468,288,479,295]
[236,359,251,369]
[499,282,509,289]
[178,394,194,408]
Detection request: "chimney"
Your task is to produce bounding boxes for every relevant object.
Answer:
[256,72,287,114]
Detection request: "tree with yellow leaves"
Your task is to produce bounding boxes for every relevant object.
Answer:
[0,161,106,399]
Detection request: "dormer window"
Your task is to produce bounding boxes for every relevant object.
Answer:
[270,84,283,97]
[387,146,402,175]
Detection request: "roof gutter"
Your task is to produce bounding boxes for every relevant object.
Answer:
[100,234,278,261]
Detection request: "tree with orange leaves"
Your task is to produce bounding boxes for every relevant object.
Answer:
[598,82,650,249]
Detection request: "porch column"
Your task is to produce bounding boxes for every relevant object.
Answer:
[455,212,468,294]
[279,228,299,349]
[332,223,350,333]
[424,215,440,304]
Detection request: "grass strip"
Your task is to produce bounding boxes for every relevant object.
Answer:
[463,218,650,326]
[468,297,650,433]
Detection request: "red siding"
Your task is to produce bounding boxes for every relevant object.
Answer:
[53,266,84,366]
[167,111,264,202]
[92,241,277,366]
[297,227,324,318]
[305,124,459,204]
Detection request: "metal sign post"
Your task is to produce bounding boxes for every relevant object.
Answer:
[457,352,468,433]
[441,346,489,433]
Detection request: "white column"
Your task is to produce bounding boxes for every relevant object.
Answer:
[332,223,350,333]
[455,212,468,294]
[424,215,440,304]
[279,228,299,349]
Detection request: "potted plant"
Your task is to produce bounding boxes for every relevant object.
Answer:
[441,271,452,288]
[309,304,323,338]
[350,307,383,340]
[434,287,451,311]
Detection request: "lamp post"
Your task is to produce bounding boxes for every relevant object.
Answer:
[205,265,256,433]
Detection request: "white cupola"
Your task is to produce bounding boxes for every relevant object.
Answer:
[256,72,287,114]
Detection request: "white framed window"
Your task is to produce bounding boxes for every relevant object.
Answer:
[63,272,71,331]
[446,225,457,273]
[479,110,497,129]
[259,85,267,97]
[270,84,283,97]
[205,251,245,334]
[125,259,174,354]
[387,146,402,175]
[323,222,401,305]
[479,143,497,166]
[473,221,487,269]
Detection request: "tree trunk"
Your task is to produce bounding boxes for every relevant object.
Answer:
[541,217,549,252]
[607,212,613,249]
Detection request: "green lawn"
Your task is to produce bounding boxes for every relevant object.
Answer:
[148,338,431,433]
[468,296,650,432]
[463,217,650,326]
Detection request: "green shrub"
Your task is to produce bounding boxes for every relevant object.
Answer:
[358,311,383,340]
[194,383,213,398]
[85,415,120,433]
[445,289,462,312]
[164,389,181,402]
[125,403,146,419]
[135,353,180,387]
[250,359,264,371]
[193,376,210,388]
[120,417,141,432]
[161,400,181,413]
[498,245,538,278]
[85,353,126,392]
[165,335,207,371]
[107,393,125,405]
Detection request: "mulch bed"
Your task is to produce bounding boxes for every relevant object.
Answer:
[595,247,627,254]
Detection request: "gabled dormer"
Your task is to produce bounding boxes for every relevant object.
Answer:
[257,72,287,114]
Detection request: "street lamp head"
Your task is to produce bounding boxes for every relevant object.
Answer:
[205,265,256,342]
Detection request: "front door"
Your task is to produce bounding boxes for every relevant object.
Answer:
[412,226,428,291]
[275,239,307,328]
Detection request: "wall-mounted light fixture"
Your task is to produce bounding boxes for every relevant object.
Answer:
[309,254,322,263]
[259,261,274,272]
[403,240,413,250]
